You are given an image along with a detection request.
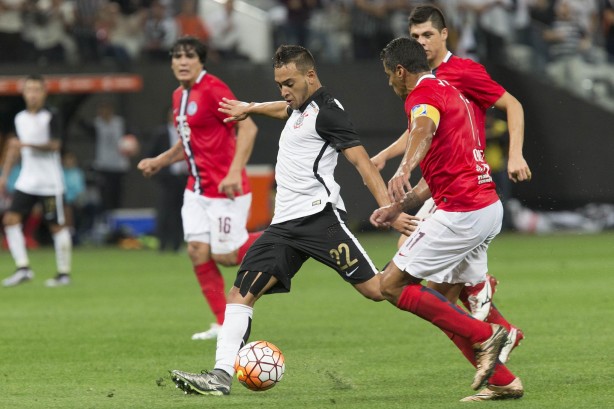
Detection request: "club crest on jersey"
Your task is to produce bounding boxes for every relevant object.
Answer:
[411,104,428,120]
[294,112,309,129]
[187,101,198,116]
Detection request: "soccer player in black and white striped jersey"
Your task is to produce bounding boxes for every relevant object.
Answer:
[0,75,72,287]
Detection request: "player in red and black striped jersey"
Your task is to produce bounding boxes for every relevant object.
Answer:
[370,5,531,366]
[138,37,261,341]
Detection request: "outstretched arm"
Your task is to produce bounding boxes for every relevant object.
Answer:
[370,129,409,170]
[219,98,289,122]
[137,139,184,178]
[493,92,532,183]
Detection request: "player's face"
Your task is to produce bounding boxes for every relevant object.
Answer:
[22,80,46,111]
[409,21,447,67]
[171,46,204,88]
[383,63,408,100]
[274,63,312,111]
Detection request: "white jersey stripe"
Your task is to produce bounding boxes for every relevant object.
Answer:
[332,206,378,273]
[177,89,202,195]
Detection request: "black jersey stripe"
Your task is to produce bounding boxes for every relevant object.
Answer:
[178,89,202,195]
[313,141,331,196]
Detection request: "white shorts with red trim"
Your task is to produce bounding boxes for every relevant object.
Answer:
[393,200,503,285]
[181,189,251,254]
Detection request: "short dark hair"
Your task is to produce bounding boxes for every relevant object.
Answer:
[408,5,447,31]
[25,74,45,83]
[170,36,207,64]
[272,45,315,73]
[380,37,431,74]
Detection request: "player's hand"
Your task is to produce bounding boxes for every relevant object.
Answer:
[390,212,421,236]
[219,98,253,123]
[388,167,412,203]
[370,203,403,228]
[137,158,160,178]
[370,153,387,171]
[507,155,532,183]
[218,171,243,200]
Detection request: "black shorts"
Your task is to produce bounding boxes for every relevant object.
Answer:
[237,204,378,294]
[9,190,64,225]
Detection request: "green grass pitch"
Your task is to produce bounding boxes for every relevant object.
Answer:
[1,232,613,408]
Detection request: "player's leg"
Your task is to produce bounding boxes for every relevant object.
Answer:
[2,191,35,287]
[428,281,524,399]
[385,203,510,390]
[181,190,226,339]
[171,271,278,396]
[208,193,262,267]
[298,204,385,301]
[44,195,72,287]
[172,228,301,396]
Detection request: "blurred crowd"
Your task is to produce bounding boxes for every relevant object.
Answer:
[0,0,613,69]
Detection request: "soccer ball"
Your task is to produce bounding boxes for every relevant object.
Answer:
[118,134,139,157]
[234,340,285,391]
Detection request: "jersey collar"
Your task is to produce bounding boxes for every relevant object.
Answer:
[416,73,436,86]
[298,87,325,112]
[195,70,207,84]
[432,51,452,76]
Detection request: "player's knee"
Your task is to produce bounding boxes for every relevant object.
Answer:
[379,272,399,303]
[2,211,20,226]
[211,252,238,267]
[355,277,385,302]
[187,241,210,264]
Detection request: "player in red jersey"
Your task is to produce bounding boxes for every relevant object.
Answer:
[370,5,530,363]
[138,37,261,341]
[371,37,524,401]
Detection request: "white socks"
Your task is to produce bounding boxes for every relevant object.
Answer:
[53,228,72,274]
[5,224,29,268]
[215,303,253,377]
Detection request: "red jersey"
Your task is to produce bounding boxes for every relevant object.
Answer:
[434,52,506,148]
[173,71,250,198]
[405,74,500,212]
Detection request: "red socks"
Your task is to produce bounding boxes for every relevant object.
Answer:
[484,304,511,331]
[194,261,226,324]
[237,231,262,263]
[446,331,516,386]
[397,283,492,344]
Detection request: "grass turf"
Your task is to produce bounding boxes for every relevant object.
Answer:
[1,231,613,408]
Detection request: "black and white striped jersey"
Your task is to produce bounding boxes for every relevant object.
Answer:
[272,87,362,224]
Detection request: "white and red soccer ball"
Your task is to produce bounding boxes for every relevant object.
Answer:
[119,134,139,157]
[234,340,285,391]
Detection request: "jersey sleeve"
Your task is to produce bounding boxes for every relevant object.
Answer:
[457,61,506,110]
[314,99,362,151]
[209,80,238,126]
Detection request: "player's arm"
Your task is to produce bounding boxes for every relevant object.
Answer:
[343,145,392,208]
[219,98,289,122]
[22,113,62,151]
[0,137,20,194]
[388,110,438,203]
[137,139,184,178]
[493,92,532,183]
[343,145,418,236]
[218,116,258,199]
[370,129,409,170]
